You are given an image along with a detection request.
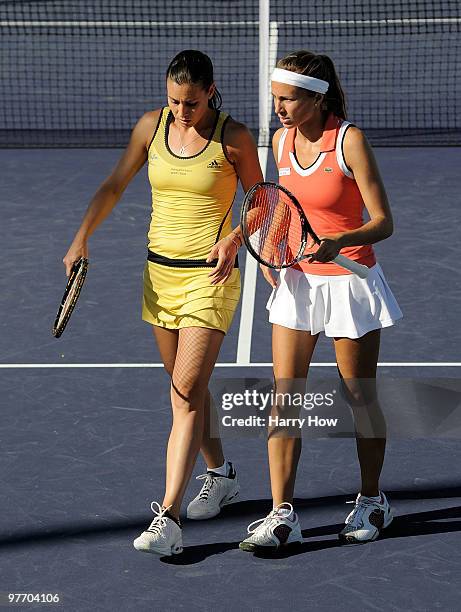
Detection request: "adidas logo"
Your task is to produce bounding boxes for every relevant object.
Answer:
[207,159,221,168]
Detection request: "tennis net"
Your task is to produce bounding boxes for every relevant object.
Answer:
[1,0,459,147]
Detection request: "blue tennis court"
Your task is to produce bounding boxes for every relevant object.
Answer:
[1,1,461,610]
[2,144,461,610]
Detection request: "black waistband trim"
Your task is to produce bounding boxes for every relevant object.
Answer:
[147,250,239,269]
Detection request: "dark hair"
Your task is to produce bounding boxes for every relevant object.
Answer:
[166,50,222,110]
[277,50,346,119]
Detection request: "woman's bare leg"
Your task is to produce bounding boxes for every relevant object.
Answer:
[269,324,319,506]
[333,330,385,497]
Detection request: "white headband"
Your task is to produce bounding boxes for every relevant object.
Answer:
[271,68,329,94]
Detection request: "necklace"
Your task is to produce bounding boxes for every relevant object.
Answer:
[177,129,204,156]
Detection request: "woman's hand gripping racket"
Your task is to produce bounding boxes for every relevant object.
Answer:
[240,182,369,279]
[52,257,89,337]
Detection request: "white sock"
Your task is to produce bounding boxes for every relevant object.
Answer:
[277,508,293,517]
[208,460,230,477]
[274,504,293,517]
[360,492,381,502]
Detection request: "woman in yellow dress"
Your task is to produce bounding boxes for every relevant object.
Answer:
[63,50,263,556]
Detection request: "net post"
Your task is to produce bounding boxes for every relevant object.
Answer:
[258,0,270,149]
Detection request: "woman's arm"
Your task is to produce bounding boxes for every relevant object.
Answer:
[313,126,393,263]
[340,126,393,245]
[63,111,158,275]
[207,120,264,284]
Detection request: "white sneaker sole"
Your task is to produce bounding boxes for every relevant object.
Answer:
[133,537,183,556]
[186,485,240,520]
[339,508,394,544]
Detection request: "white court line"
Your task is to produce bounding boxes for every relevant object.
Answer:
[236,146,267,366]
[236,5,272,366]
[236,16,278,365]
[1,363,460,369]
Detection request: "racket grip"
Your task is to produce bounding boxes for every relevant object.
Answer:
[333,255,370,279]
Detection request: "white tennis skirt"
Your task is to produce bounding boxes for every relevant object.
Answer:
[266,263,402,338]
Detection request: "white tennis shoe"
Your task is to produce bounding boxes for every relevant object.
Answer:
[133,502,183,556]
[186,463,240,520]
[339,492,393,543]
[239,503,303,552]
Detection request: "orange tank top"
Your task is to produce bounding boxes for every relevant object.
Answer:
[277,113,376,275]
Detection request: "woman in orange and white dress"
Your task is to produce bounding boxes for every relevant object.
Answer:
[239,50,402,553]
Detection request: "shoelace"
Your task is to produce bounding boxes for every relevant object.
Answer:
[196,473,216,501]
[345,497,376,527]
[146,501,172,535]
[246,502,294,534]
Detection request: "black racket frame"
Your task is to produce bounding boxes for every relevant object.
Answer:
[241,181,320,269]
[52,257,89,338]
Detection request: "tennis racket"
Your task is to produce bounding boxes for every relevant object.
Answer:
[240,181,369,279]
[52,257,89,338]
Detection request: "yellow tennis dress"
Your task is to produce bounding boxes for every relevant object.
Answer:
[142,107,241,333]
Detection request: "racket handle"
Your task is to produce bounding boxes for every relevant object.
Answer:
[333,255,370,279]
